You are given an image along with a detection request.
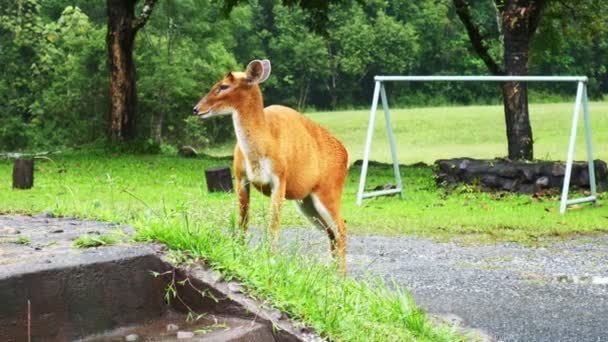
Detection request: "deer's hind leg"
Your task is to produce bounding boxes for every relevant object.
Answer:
[295,192,347,274]
[294,196,337,245]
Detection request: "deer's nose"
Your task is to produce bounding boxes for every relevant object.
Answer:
[192,106,198,114]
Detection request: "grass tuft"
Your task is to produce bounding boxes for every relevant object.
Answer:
[0,236,31,245]
[73,234,118,248]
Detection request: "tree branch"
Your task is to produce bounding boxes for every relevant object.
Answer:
[528,0,548,39]
[452,0,504,75]
[132,0,159,31]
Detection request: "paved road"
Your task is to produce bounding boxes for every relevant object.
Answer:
[280,228,608,342]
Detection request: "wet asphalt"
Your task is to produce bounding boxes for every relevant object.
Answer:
[280,228,608,342]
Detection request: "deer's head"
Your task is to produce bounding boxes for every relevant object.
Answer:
[193,59,271,119]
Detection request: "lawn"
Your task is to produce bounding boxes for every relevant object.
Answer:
[1,101,607,340]
[208,101,608,164]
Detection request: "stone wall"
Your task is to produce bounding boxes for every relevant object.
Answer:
[435,158,608,194]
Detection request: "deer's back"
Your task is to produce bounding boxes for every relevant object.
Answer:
[263,105,348,196]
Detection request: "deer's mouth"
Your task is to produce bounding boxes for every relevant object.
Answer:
[197,107,233,119]
[196,109,212,119]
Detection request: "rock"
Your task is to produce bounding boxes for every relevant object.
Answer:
[458,159,471,171]
[495,164,519,178]
[551,163,566,177]
[0,226,20,235]
[480,174,500,187]
[430,313,464,327]
[177,331,194,339]
[434,158,607,194]
[501,179,516,191]
[521,166,536,181]
[410,162,428,168]
[372,184,397,191]
[178,146,198,158]
[34,211,55,218]
[125,334,139,341]
[518,184,536,194]
[267,308,283,321]
[227,282,244,293]
[166,323,179,332]
[535,176,550,188]
[594,160,608,179]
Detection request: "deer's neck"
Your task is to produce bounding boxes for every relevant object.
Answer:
[231,93,267,159]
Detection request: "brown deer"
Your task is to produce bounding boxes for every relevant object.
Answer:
[193,60,349,272]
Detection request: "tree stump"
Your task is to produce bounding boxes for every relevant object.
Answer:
[205,167,233,192]
[13,159,34,189]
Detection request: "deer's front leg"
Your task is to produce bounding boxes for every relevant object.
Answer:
[269,175,286,244]
[234,148,249,232]
[236,176,250,231]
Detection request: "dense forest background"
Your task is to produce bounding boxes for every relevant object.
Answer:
[1,0,606,151]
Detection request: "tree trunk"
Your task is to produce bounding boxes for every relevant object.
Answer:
[13,159,34,189]
[107,0,138,141]
[501,1,535,160]
[151,109,164,145]
[205,167,234,193]
[453,0,545,161]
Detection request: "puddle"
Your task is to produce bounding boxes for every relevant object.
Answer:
[79,310,239,342]
[554,275,608,285]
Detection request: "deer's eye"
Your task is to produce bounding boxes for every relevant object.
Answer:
[218,84,230,92]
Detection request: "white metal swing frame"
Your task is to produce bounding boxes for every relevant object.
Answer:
[356,75,598,214]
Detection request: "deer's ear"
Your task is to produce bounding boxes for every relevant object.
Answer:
[246,59,271,84]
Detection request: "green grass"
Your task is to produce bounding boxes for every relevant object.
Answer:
[136,212,457,341]
[73,234,118,248]
[0,236,31,245]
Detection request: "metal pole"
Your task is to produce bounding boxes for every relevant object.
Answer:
[582,84,598,205]
[380,83,404,198]
[560,81,584,213]
[375,75,589,82]
[357,81,382,206]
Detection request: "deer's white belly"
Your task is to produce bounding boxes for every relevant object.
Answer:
[244,157,273,186]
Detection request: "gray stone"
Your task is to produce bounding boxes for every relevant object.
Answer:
[166,323,179,332]
[227,282,245,293]
[178,146,198,158]
[552,163,566,176]
[0,226,20,235]
[176,331,194,339]
[125,334,139,341]
[458,158,471,170]
[268,308,283,321]
[535,176,550,188]
[434,158,608,194]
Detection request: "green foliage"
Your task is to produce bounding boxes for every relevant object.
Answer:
[0,0,59,150]
[268,4,329,109]
[0,0,606,151]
